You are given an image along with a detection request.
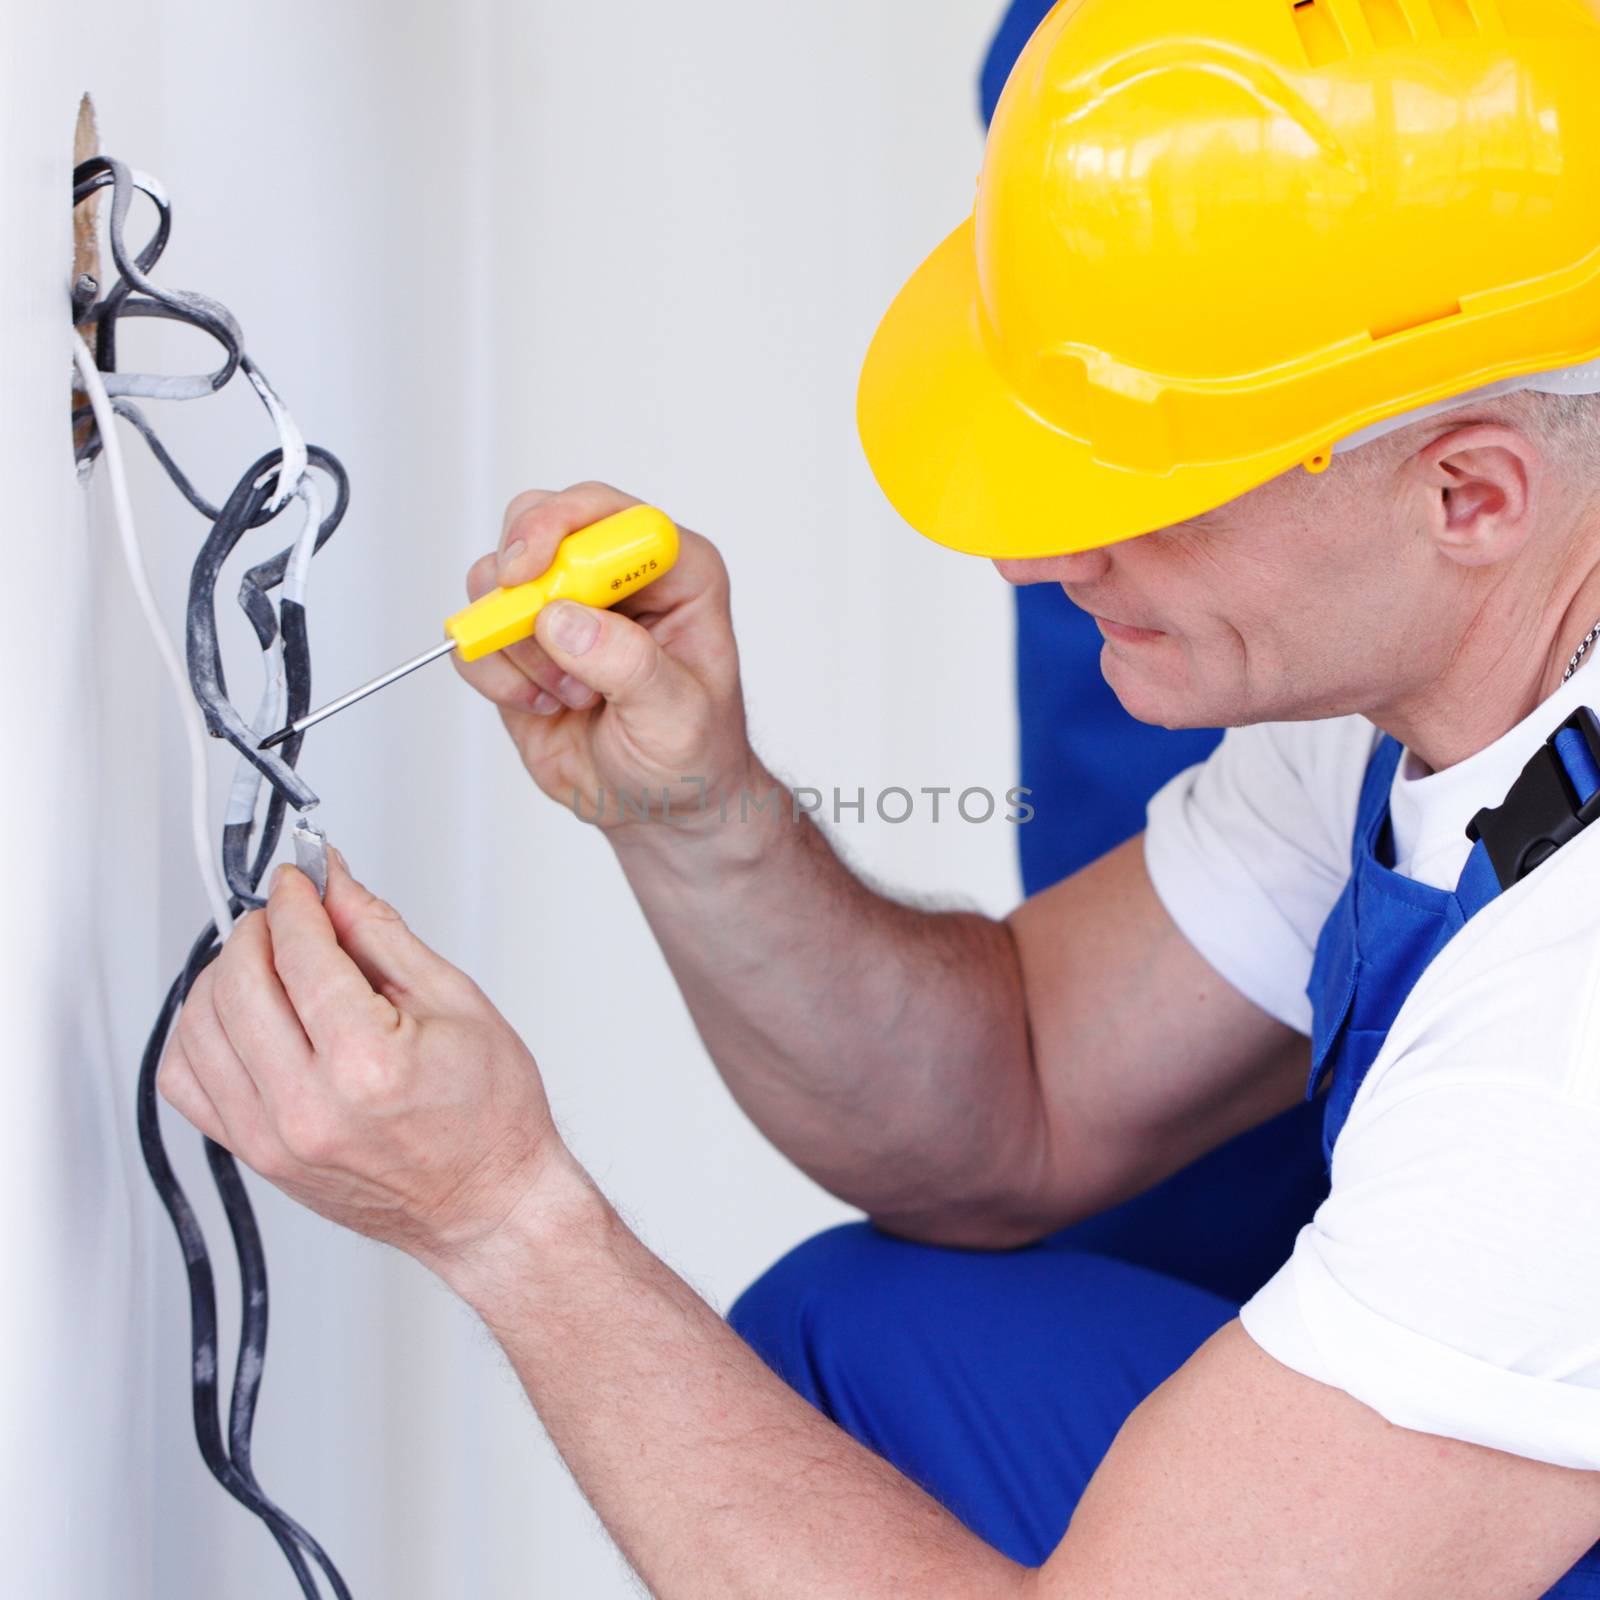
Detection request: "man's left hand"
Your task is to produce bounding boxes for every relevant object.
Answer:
[158,854,563,1269]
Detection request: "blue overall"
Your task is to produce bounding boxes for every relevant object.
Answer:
[730,2,1600,1581]
[998,10,1328,1312]
[732,726,1600,1590]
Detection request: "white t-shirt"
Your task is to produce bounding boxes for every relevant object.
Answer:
[1144,666,1600,1471]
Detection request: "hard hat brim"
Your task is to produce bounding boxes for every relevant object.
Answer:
[857,218,1320,560]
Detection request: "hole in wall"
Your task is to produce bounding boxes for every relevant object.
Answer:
[71,93,100,455]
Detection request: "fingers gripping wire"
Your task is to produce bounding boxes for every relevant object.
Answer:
[73,156,353,1598]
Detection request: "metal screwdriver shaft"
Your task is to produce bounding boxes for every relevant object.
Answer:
[259,638,456,749]
[257,504,680,752]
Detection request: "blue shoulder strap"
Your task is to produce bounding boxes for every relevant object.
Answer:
[1461,705,1600,913]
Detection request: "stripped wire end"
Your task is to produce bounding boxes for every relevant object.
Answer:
[291,817,330,899]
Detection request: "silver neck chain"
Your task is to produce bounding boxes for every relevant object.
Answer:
[1564,619,1600,682]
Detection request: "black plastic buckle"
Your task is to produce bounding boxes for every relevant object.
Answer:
[1465,705,1600,889]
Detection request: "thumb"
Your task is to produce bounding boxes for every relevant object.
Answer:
[535,599,698,716]
[322,850,448,1000]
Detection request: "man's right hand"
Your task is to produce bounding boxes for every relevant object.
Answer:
[456,481,757,837]
[455,493,1304,1255]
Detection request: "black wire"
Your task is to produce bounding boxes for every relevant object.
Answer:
[76,154,355,1598]
[184,443,352,890]
[97,156,243,398]
[137,930,353,1599]
[73,157,172,383]
[104,399,222,519]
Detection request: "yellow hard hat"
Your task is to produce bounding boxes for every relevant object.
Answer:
[857,0,1600,559]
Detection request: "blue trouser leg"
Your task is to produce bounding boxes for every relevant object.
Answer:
[729,1222,1238,1567]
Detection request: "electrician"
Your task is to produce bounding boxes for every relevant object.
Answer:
[159,3,1600,1594]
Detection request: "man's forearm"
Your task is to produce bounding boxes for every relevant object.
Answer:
[608,760,1042,1237]
[438,1160,1035,1600]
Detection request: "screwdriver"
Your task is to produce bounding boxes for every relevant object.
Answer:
[259,504,679,750]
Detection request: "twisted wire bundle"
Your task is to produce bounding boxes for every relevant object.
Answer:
[72,154,354,1599]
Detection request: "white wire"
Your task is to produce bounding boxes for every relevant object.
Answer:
[284,475,323,604]
[72,330,235,939]
[242,358,308,513]
[224,671,287,829]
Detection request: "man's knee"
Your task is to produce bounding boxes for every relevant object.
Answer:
[728,1222,904,1404]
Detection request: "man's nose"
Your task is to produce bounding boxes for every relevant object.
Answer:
[992,548,1112,587]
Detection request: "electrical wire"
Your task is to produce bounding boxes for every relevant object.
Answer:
[73,154,354,1598]
[137,932,351,1599]
[71,331,235,940]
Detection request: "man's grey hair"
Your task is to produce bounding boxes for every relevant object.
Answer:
[1363,388,1600,482]
[1518,391,1600,475]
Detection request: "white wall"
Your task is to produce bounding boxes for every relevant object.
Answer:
[3,4,1017,1595]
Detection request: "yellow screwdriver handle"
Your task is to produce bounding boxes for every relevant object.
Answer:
[444,505,679,663]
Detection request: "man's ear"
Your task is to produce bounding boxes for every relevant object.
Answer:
[1411,423,1539,568]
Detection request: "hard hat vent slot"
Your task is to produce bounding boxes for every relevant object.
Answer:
[1291,0,1352,66]
[1359,0,1416,47]
[1428,0,1480,37]
[1370,299,1464,340]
